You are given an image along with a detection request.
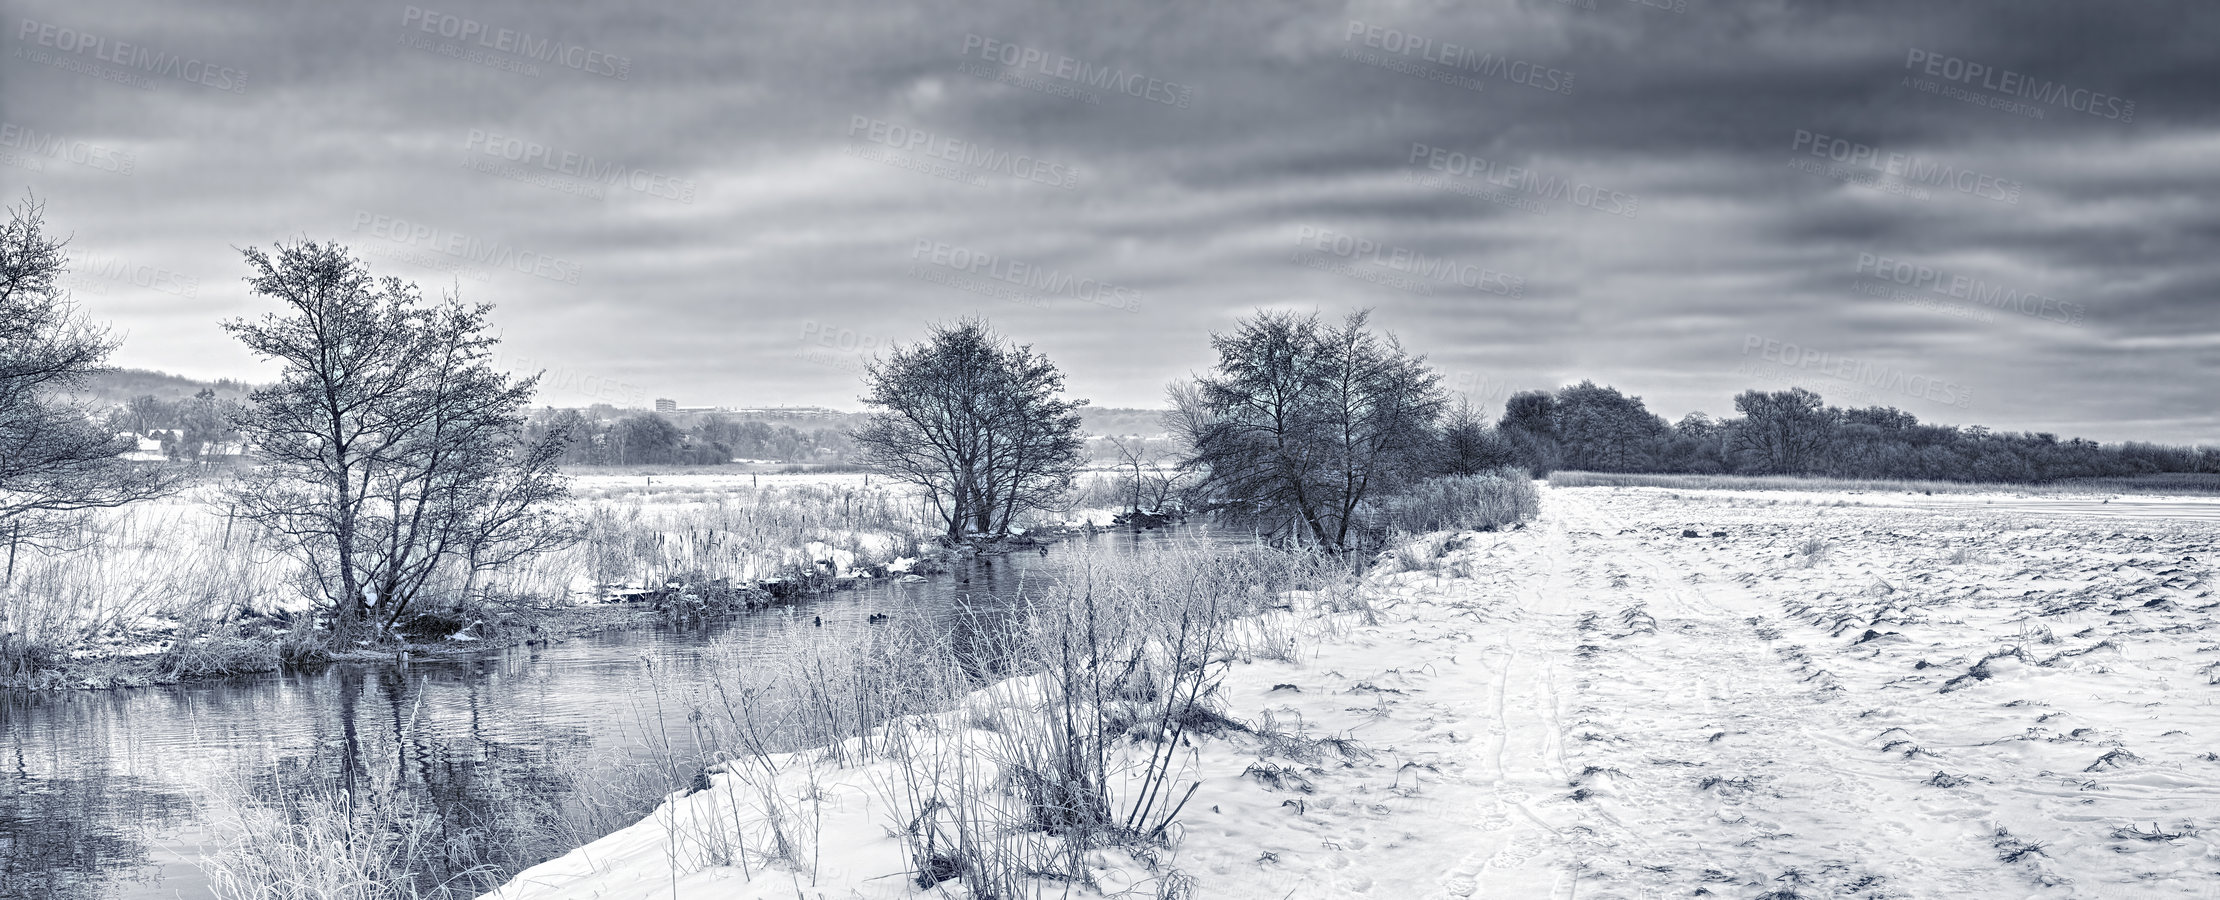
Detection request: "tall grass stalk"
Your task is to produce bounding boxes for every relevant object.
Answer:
[1367,469,1542,536]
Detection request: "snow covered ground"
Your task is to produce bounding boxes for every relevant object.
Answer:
[482,485,2220,900]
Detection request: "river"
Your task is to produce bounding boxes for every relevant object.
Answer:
[0,526,1213,900]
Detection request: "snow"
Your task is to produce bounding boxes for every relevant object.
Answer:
[481,485,2220,899]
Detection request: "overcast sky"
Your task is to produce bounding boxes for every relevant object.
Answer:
[4,0,2215,442]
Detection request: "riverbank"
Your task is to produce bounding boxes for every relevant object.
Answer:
[3,520,1141,692]
[1,466,1144,691]
[480,484,2220,899]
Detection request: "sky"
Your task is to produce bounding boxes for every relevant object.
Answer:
[2,0,2215,443]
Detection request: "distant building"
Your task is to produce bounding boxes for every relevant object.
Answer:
[654,398,677,413]
[726,406,845,422]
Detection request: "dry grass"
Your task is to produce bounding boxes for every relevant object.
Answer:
[1,488,295,686]
[1549,471,2030,495]
[200,775,502,900]
[516,480,934,604]
[1550,469,2220,496]
[1369,470,1541,537]
[553,539,1360,898]
[1,475,937,686]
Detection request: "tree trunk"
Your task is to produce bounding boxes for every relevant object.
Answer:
[3,520,18,589]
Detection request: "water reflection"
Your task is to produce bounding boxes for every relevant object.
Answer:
[0,527,1207,900]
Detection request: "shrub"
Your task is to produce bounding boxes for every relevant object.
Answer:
[1366,469,1541,535]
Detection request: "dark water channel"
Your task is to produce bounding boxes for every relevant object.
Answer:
[0,527,1214,900]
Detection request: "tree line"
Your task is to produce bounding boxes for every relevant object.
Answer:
[522,409,855,466]
[102,388,246,460]
[98,390,858,468]
[1474,382,2219,483]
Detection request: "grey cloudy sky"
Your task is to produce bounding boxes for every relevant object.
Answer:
[4,0,2215,442]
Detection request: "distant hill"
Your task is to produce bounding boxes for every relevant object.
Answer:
[1081,407,1172,438]
[62,368,255,406]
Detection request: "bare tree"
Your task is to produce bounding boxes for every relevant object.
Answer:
[224,241,576,642]
[0,197,176,583]
[851,320,1086,540]
[1434,397,1519,476]
[1107,435,1191,514]
[1178,309,1444,550]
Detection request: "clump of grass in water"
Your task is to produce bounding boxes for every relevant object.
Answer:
[200,775,502,900]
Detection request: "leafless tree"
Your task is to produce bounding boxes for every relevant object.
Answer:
[223,241,576,642]
[1106,435,1191,514]
[0,197,177,583]
[852,320,1086,540]
[1177,309,1444,550]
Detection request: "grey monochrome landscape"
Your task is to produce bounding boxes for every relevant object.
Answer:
[2,2,2218,899]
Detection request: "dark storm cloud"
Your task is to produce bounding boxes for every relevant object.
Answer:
[3,0,2215,441]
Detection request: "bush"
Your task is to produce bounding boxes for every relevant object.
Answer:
[1367,469,1541,535]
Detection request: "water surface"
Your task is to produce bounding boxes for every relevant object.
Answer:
[0,527,1207,900]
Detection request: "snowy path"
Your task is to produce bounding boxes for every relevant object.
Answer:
[1189,485,2220,900]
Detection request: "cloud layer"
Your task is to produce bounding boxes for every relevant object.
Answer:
[5,0,2215,441]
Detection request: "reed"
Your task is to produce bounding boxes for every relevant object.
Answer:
[1367,469,1542,536]
[1547,470,2059,494]
[601,539,1359,896]
[1,474,935,686]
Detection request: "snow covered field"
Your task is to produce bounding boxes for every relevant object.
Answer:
[483,485,2220,900]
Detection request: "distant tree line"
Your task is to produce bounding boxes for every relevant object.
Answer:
[103,388,246,460]
[101,393,860,469]
[523,409,856,466]
[1475,382,2219,483]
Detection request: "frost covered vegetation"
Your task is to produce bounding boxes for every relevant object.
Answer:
[543,473,934,602]
[0,473,941,687]
[191,541,1372,900]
